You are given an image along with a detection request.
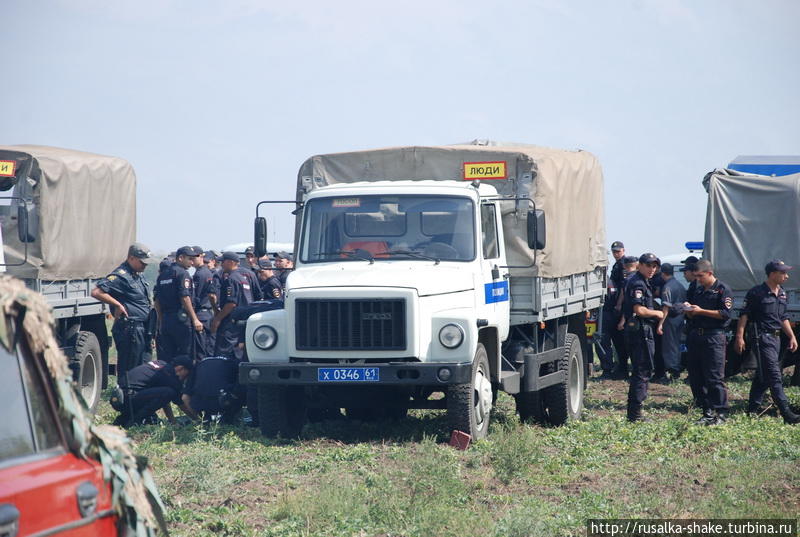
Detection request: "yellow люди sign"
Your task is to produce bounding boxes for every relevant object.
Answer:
[463,161,507,180]
[0,161,16,177]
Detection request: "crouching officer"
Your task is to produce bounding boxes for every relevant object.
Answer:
[183,356,244,423]
[92,243,154,380]
[684,259,733,425]
[111,356,197,427]
[212,251,256,359]
[155,246,204,361]
[623,253,664,422]
[735,260,800,424]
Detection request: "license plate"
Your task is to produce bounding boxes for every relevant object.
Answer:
[317,367,380,382]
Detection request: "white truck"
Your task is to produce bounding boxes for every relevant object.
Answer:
[0,145,137,412]
[240,142,607,439]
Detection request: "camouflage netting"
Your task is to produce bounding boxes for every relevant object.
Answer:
[0,275,168,536]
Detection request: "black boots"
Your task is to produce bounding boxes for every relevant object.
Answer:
[777,401,800,425]
[627,404,643,422]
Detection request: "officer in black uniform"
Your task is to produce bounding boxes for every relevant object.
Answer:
[683,258,733,425]
[275,251,293,290]
[207,251,223,314]
[597,241,626,377]
[212,251,256,359]
[244,246,259,275]
[183,356,244,423]
[112,356,196,427]
[257,259,284,300]
[192,246,217,360]
[622,253,664,422]
[92,243,154,381]
[154,246,204,362]
[735,260,800,424]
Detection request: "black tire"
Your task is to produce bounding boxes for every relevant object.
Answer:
[446,343,493,440]
[75,331,102,413]
[515,391,546,424]
[257,386,306,438]
[543,333,584,426]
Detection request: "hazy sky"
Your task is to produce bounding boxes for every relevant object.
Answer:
[2,0,798,258]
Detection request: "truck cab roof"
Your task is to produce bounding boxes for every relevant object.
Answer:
[727,155,800,176]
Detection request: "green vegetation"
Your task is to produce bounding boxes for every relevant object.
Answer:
[95,374,800,537]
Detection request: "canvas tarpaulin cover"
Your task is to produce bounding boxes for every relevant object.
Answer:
[296,141,606,278]
[0,145,136,280]
[704,168,800,290]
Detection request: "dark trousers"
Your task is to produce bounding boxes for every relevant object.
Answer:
[653,330,664,378]
[749,333,789,407]
[596,308,616,371]
[610,313,630,373]
[193,312,215,362]
[112,319,147,382]
[626,322,654,408]
[687,332,729,412]
[661,315,684,373]
[214,318,242,359]
[114,386,176,426]
[159,312,192,362]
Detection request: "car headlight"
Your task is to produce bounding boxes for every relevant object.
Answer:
[253,325,278,350]
[438,323,464,349]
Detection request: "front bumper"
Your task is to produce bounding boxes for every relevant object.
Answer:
[239,361,472,386]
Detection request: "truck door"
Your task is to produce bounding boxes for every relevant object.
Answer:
[479,202,510,340]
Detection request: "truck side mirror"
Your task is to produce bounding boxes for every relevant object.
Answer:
[527,209,546,250]
[254,217,267,257]
[17,204,37,243]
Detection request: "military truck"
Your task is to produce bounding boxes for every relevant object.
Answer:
[0,145,137,411]
[703,165,800,381]
[241,141,607,439]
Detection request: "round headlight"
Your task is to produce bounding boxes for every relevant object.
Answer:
[253,325,278,350]
[438,323,464,349]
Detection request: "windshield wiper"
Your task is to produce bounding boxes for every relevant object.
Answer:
[384,249,440,265]
[314,250,374,264]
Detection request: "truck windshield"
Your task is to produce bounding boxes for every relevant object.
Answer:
[299,195,476,263]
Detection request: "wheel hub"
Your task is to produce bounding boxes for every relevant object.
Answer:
[474,367,492,429]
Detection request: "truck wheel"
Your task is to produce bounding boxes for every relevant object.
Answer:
[75,331,102,413]
[447,343,492,440]
[543,333,584,426]
[515,391,546,424]
[257,386,306,438]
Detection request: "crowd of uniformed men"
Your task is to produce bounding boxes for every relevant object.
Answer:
[599,241,800,425]
[90,239,799,429]
[90,243,292,427]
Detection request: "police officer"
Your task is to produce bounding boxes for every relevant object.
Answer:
[192,246,217,360]
[683,259,733,425]
[154,246,204,362]
[183,355,244,423]
[622,253,664,422]
[244,246,259,274]
[211,251,256,359]
[597,241,626,377]
[91,243,154,381]
[257,259,284,300]
[274,251,293,290]
[112,356,197,427]
[207,250,223,314]
[656,263,686,382]
[735,260,800,424]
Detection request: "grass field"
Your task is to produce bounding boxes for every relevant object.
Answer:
[95,370,800,537]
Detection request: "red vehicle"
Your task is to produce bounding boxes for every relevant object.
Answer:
[0,276,166,537]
